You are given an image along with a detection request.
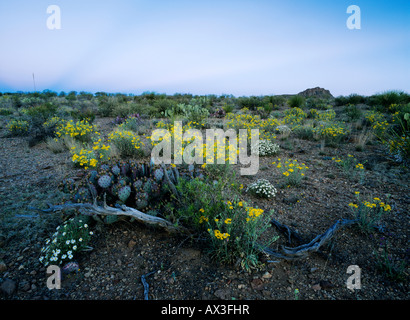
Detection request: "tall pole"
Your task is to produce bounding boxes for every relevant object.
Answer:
[32,73,37,92]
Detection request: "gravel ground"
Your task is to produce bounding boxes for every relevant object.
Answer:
[1,116,409,301]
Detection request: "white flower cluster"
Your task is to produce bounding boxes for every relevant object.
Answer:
[246,179,277,199]
[275,125,292,135]
[251,139,280,156]
[39,217,93,266]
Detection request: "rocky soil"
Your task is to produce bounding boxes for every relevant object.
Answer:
[0,116,409,301]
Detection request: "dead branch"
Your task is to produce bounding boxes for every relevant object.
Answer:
[262,218,358,260]
[32,198,188,234]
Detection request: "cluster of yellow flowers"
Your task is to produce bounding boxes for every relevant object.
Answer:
[226,113,282,139]
[283,107,307,125]
[349,192,392,212]
[365,110,389,136]
[355,163,364,170]
[213,229,230,240]
[108,129,144,151]
[6,119,29,135]
[43,116,64,130]
[313,123,347,140]
[245,207,264,222]
[273,158,308,185]
[70,139,111,169]
[55,119,98,143]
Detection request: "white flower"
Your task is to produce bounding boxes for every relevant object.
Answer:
[39,256,44,262]
[68,254,73,259]
[84,224,88,228]
[62,254,67,259]
[67,250,72,255]
[62,232,66,236]
[71,239,76,244]
[73,245,77,250]
[89,231,93,235]
[66,240,71,245]
[79,238,83,242]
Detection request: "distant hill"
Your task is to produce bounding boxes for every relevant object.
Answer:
[298,87,333,99]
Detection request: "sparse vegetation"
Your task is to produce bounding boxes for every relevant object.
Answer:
[0,89,408,300]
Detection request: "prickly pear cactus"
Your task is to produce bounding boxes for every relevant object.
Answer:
[98,174,112,188]
[153,168,164,182]
[63,159,206,222]
[74,187,91,203]
[118,185,131,202]
[112,165,120,176]
[135,192,149,210]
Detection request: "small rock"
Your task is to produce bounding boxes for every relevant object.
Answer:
[20,281,31,292]
[238,284,246,289]
[1,279,16,296]
[0,261,7,272]
[128,239,137,249]
[312,283,321,291]
[250,278,264,291]
[214,288,231,300]
[16,256,24,262]
[262,272,272,279]
[320,280,334,290]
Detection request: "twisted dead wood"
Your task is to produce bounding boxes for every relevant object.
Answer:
[33,198,187,234]
[262,218,358,260]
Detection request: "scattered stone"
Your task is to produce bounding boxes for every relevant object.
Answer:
[127,239,137,249]
[0,261,7,272]
[320,280,335,290]
[250,278,264,291]
[1,279,16,296]
[214,288,231,300]
[262,272,272,279]
[312,283,321,291]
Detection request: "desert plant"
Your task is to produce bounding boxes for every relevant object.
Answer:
[251,139,280,156]
[107,128,145,158]
[348,192,392,233]
[273,158,308,187]
[6,119,30,136]
[287,95,305,108]
[39,215,94,267]
[246,179,277,199]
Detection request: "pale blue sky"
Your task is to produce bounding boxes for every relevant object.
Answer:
[0,0,409,96]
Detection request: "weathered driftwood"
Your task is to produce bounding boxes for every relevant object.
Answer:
[262,218,358,260]
[140,270,156,300]
[33,198,187,234]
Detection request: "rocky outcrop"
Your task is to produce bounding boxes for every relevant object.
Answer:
[298,87,333,99]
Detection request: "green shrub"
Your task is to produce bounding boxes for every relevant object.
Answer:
[174,177,278,271]
[6,119,30,136]
[367,91,410,109]
[24,102,57,122]
[237,96,264,110]
[287,95,305,108]
[344,104,363,121]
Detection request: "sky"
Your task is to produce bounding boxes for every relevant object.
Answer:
[0,0,409,97]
